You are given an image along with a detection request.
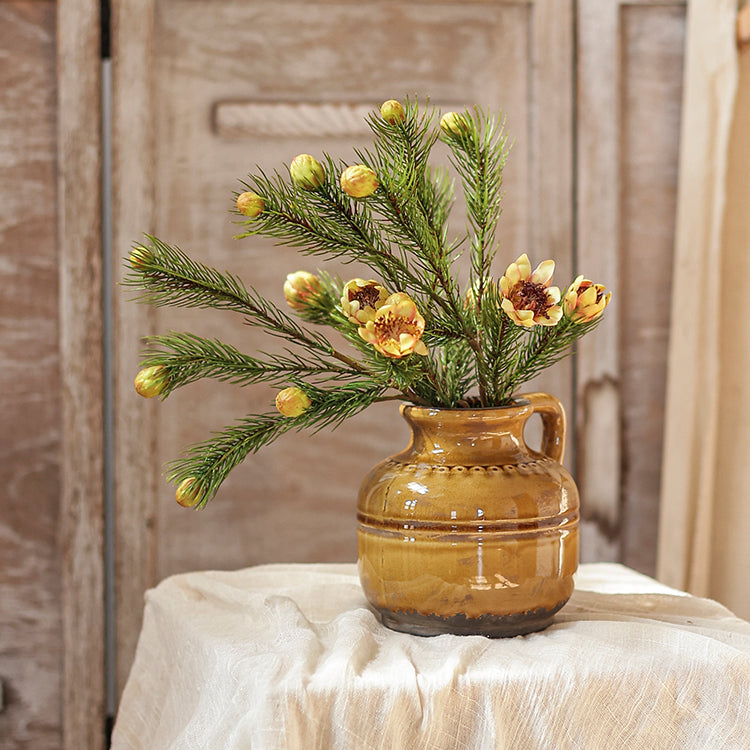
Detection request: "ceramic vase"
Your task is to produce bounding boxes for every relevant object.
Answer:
[357,393,579,637]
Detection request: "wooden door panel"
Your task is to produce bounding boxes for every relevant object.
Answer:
[149,0,569,577]
[0,5,62,748]
[619,4,685,573]
[576,0,685,569]
[113,0,573,693]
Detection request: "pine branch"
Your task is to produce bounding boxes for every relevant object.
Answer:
[441,107,510,292]
[409,340,474,408]
[440,109,511,406]
[166,414,292,508]
[361,100,465,322]
[122,98,613,507]
[235,161,419,292]
[470,284,525,405]
[167,381,387,507]
[497,317,603,401]
[124,237,340,356]
[140,331,362,395]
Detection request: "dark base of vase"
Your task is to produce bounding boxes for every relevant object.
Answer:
[374,600,568,638]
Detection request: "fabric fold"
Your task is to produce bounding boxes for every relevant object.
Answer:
[113,563,750,750]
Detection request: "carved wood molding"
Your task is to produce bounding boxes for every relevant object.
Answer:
[212,101,468,138]
[213,101,375,138]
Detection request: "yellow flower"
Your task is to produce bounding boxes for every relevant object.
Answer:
[340,165,379,198]
[175,477,202,508]
[499,254,562,327]
[289,154,325,190]
[341,278,390,324]
[563,276,611,323]
[380,99,405,125]
[236,191,264,218]
[440,111,469,136]
[283,271,322,311]
[358,293,428,358]
[134,365,169,398]
[275,386,311,418]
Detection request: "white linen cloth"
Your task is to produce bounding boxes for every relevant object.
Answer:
[111,563,750,750]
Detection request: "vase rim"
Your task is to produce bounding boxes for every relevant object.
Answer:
[400,397,532,418]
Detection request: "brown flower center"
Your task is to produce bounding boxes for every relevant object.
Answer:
[350,285,381,310]
[510,281,551,315]
[374,313,418,340]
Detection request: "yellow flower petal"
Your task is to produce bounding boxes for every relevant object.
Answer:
[515,254,531,279]
[530,259,555,287]
[579,284,599,307]
[362,293,427,357]
[538,306,563,326]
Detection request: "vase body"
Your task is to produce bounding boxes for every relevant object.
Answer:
[357,393,579,637]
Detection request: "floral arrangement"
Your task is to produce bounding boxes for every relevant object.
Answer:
[126,98,610,509]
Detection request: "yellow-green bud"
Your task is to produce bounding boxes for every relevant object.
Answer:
[380,99,405,125]
[440,111,469,136]
[129,246,153,270]
[275,386,311,418]
[340,165,379,198]
[134,365,169,398]
[236,191,264,218]
[289,154,326,190]
[175,477,202,508]
[283,271,322,311]
[463,279,497,311]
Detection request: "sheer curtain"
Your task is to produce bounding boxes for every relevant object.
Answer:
[658,0,750,619]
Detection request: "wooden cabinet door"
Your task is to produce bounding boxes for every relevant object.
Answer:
[111,0,687,707]
[1,1,105,748]
[111,0,574,695]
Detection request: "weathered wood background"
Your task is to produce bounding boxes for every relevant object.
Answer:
[1,1,104,748]
[0,6,62,747]
[0,0,687,746]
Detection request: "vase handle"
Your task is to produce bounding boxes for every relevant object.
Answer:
[524,392,566,464]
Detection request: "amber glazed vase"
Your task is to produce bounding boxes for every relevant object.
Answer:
[357,393,579,637]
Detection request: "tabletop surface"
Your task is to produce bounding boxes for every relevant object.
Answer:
[112,563,750,750]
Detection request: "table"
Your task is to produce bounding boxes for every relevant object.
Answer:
[111,563,750,749]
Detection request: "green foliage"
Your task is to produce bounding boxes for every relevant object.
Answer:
[126,98,610,507]
[167,382,386,507]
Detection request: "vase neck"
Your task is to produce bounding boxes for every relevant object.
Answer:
[395,404,535,466]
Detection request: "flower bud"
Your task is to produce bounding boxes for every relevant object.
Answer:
[340,165,379,198]
[563,276,611,323]
[275,387,311,418]
[236,191,264,218]
[129,246,154,270]
[134,365,169,398]
[283,271,322,311]
[175,477,202,508]
[380,99,405,125]
[463,278,497,311]
[440,111,469,137]
[289,154,326,190]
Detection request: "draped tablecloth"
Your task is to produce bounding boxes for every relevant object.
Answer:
[111,563,750,750]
